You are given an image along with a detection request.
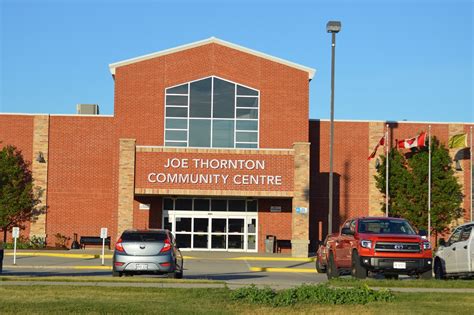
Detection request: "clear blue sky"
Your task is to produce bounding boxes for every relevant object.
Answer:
[1,0,472,122]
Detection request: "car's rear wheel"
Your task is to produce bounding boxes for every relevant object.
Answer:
[351,250,367,279]
[326,252,338,280]
[112,270,123,277]
[434,259,445,280]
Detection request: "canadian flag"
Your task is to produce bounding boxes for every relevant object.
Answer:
[397,132,426,149]
[368,136,385,160]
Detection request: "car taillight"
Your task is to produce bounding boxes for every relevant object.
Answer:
[160,238,171,253]
[160,262,171,267]
[114,262,124,266]
[115,238,125,253]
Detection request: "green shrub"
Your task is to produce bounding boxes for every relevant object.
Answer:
[3,235,46,249]
[231,285,275,304]
[231,283,394,307]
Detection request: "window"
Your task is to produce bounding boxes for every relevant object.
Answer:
[165,76,259,148]
[448,227,462,245]
[162,197,258,212]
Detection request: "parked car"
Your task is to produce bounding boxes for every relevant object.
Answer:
[113,229,184,278]
[326,217,433,280]
[315,233,337,273]
[434,222,474,279]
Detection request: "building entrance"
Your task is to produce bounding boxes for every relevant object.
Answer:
[162,197,258,252]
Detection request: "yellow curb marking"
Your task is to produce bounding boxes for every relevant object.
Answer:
[5,252,100,259]
[73,266,112,270]
[249,267,317,273]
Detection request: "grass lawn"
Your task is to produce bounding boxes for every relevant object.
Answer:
[0,285,473,314]
[0,276,222,284]
[330,278,474,288]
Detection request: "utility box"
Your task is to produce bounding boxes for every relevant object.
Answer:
[265,235,276,253]
[76,104,99,115]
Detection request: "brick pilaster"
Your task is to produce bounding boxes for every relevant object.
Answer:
[448,124,466,224]
[30,115,49,239]
[291,142,310,257]
[117,139,136,239]
[368,122,385,216]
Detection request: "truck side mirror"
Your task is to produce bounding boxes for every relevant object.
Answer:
[438,238,446,247]
[341,227,354,235]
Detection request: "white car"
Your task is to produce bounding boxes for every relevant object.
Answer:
[434,222,474,279]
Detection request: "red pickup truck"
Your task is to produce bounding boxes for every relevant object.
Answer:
[326,217,433,280]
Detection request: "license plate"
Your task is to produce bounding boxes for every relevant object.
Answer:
[135,264,148,270]
[393,262,406,269]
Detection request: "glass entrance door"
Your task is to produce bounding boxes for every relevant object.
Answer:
[164,212,258,252]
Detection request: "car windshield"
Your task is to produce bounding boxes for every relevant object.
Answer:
[358,219,416,235]
[122,232,168,242]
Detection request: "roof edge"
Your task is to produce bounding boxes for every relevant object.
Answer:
[108,37,316,79]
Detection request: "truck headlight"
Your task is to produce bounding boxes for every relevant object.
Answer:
[423,242,431,250]
[360,240,372,249]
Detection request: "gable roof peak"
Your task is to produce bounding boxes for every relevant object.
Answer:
[108,37,316,79]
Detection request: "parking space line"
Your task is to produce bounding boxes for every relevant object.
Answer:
[249,267,317,273]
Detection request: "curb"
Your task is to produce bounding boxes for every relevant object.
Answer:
[250,267,317,273]
[4,252,315,262]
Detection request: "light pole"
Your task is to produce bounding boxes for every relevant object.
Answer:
[326,21,341,235]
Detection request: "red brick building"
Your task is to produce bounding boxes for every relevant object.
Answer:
[1,38,472,256]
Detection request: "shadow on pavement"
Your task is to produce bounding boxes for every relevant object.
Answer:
[0,271,112,277]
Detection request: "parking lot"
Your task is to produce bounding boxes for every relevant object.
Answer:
[1,250,325,288]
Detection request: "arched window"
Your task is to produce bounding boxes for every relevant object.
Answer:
[164,76,259,149]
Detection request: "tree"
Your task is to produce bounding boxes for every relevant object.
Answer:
[375,137,463,242]
[0,145,45,242]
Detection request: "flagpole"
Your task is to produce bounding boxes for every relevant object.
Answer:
[386,124,389,217]
[470,126,473,222]
[428,125,432,241]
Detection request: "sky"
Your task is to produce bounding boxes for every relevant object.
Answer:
[1,0,473,123]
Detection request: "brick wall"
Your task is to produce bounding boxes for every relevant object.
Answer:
[47,116,118,246]
[114,43,309,148]
[0,114,35,241]
[258,198,292,253]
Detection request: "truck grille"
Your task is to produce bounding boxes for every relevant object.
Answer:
[374,242,420,253]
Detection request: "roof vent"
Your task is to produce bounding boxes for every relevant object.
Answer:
[76,104,99,115]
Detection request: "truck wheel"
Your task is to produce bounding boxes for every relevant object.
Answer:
[315,257,326,273]
[385,273,399,280]
[326,252,338,280]
[417,269,433,280]
[434,259,445,280]
[351,250,367,279]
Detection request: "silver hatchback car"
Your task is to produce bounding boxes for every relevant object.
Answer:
[112,229,183,278]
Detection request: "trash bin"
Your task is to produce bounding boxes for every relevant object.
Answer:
[265,235,276,253]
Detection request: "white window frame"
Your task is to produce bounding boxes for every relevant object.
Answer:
[164,76,260,149]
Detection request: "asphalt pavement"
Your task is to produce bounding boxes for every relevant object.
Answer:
[0,249,326,289]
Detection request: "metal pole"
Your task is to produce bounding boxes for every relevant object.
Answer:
[328,32,336,234]
[13,237,17,265]
[428,126,432,241]
[471,126,473,222]
[386,124,389,217]
[102,237,105,266]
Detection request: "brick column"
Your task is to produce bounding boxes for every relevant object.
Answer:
[117,139,136,239]
[448,124,466,224]
[30,115,49,239]
[368,122,385,216]
[291,142,310,257]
